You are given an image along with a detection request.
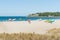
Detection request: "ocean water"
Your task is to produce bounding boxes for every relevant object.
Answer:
[0,16,60,21]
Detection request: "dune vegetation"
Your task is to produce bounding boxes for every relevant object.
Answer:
[0,28,60,40]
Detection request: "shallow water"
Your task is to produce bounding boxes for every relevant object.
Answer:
[0,16,60,21]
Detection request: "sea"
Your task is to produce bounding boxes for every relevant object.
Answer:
[0,16,60,21]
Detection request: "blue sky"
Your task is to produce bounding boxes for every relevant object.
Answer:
[0,0,60,16]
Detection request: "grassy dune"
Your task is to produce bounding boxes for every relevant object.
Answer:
[0,28,60,40]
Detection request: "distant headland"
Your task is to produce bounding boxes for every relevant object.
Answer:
[28,12,60,17]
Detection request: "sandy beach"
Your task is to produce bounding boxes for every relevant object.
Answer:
[0,20,60,34]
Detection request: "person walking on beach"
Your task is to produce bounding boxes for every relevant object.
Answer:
[27,19,31,24]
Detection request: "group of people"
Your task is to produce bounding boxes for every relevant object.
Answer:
[8,18,55,24]
[8,18,31,24]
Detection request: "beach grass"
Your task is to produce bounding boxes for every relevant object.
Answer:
[0,28,60,40]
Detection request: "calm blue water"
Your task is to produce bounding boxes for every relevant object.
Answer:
[0,16,60,21]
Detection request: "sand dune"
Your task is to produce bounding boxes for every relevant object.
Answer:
[0,20,60,34]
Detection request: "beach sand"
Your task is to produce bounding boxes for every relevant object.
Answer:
[0,20,60,34]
